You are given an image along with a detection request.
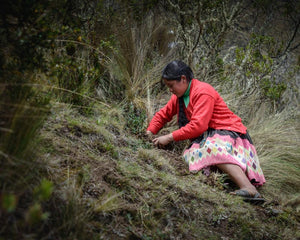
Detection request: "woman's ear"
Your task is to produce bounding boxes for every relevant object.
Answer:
[181,75,187,83]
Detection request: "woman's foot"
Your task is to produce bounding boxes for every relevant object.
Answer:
[230,189,259,197]
[230,187,258,197]
[230,189,265,204]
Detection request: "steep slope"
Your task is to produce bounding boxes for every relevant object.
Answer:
[38,102,300,240]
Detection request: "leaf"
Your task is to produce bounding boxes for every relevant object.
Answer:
[1,193,17,213]
[33,179,54,202]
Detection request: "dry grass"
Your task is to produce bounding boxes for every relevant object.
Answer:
[108,13,174,117]
[249,111,300,203]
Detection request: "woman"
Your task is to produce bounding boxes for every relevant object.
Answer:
[146,60,266,203]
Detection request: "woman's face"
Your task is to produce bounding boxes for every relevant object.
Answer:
[163,75,189,97]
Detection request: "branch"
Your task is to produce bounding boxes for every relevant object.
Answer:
[166,0,185,14]
[187,3,203,65]
[289,42,300,52]
[284,17,300,54]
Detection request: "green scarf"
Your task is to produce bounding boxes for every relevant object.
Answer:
[182,80,191,107]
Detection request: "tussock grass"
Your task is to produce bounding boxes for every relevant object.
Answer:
[108,13,174,120]
[93,190,126,213]
[0,80,92,239]
[249,111,300,204]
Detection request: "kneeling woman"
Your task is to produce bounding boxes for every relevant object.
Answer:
[146,60,266,201]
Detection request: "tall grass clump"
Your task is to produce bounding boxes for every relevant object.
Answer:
[248,111,300,204]
[107,13,175,134]
[0,70,54,237]
[0,55,96,240]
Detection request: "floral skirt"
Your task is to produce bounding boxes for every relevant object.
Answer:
[183,129,266,186]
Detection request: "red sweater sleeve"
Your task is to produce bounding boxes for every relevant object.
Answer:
[147,95,178,134]
[172,94,214,141]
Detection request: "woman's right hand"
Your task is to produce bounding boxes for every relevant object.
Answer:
[152,133,173,147]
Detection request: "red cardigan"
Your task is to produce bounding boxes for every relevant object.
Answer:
[147,79,247,141]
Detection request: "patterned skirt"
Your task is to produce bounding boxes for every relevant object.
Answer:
[183,129,266,186]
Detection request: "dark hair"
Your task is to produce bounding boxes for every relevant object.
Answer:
[162,60,194,82]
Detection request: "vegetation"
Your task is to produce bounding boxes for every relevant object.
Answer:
[0,0,299,239]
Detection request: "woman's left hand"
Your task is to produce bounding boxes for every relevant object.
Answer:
[152,133,173,147]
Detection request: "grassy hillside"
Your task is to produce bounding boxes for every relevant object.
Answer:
[1,1,299,239]
[28,101,299,240]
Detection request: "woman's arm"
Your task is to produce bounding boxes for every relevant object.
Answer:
[147,95,178,134]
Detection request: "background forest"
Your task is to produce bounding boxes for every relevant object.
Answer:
[0,0,299,239]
